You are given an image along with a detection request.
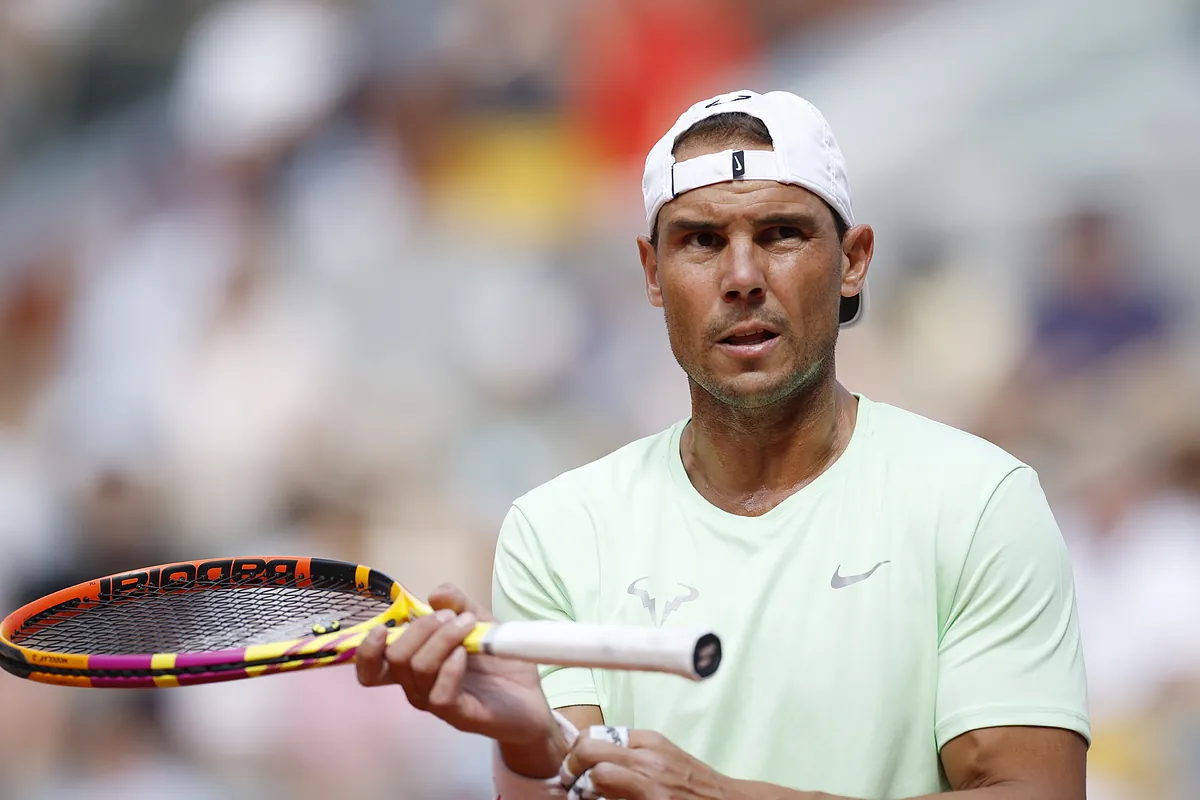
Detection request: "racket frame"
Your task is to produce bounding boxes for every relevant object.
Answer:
[0,557,418,688]
[0,556,721,688]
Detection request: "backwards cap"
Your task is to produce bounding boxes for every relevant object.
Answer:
[641,89,866,327]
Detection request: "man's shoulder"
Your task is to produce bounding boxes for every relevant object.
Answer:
[863,396,1028,481]
[859,397,1039,521]
[861,399,1057,590]
[510,420,686,519]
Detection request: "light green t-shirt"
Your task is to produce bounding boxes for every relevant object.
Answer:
[491,395,1090,799]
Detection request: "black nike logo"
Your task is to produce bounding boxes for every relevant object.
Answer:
[830,561,890,589]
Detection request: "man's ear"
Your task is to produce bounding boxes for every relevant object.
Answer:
[840,224,874,300]
[638,236,663,309]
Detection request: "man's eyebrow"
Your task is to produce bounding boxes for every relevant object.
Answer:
[662,211,824,236]
[752,212,824,230]
[661,217,721,235]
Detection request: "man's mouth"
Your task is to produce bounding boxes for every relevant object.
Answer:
[720,329,779,346]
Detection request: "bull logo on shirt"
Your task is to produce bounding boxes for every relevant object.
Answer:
[627,577,699,627]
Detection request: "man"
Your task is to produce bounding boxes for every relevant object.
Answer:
[356,90,1090,799]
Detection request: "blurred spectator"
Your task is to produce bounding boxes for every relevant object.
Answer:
[29,691,239,800]
[566,0,762,169]
[747,0,897,46]
[170,0,357,169]
[1061,435,1200,799]
[837,236,1028,432]
[0,254,71,611]
[1026,206,1174,381]
[1061,440,1200,721]
[439,0,575,111]
[0,678,71,799]
[160,254,347,548]
[977,202,1192,494]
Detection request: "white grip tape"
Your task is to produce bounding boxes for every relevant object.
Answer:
[482,621,709,679]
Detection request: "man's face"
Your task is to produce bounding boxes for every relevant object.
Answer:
[638,138,871,409]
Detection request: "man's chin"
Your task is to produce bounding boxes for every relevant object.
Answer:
[692,358,833,410]
[699,374,797,410]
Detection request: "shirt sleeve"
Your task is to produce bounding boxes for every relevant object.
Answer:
[491,504,600,711]
[935,466,1091,751]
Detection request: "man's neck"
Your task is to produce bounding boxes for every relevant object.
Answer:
[680,380,859,517]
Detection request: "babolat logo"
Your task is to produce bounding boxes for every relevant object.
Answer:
[99,558,299,600]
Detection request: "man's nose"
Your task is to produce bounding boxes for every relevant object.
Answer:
[719,239,767,303]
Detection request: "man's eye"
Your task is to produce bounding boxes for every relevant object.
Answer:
[768,226,802,240]
[686,232,721,248]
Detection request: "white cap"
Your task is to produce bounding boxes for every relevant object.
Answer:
[642,89,867,327]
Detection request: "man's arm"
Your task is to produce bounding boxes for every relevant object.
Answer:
[497,704,605,779]
[729,726,1086,800]
[491,501,606,780]
[565,725,1086,800]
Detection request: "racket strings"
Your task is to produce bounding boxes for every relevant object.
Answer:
[12,576,392,655]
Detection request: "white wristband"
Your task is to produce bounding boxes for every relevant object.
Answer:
[563,725,631,800]
[492,710,580,800]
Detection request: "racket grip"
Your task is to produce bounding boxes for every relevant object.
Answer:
[479,621,721,681]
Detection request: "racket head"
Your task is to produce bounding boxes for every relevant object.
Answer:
[0,557,425,688]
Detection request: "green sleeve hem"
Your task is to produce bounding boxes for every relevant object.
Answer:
[936,705,1092,751]
[545,689,601,711]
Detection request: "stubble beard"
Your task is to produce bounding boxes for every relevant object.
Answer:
[663,306,840,411]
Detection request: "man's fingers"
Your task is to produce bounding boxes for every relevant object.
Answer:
[626,729,668,749]
[427,583,492,621]
[426,645,468,710]
[384,610,452,667]
[563,737,645,785]
[565,733,664,800]
[378,610,453,707]
[354,626,391,687]
[583,762,654,800]
[409,612,478,686]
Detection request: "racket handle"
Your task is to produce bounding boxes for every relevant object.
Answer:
[478,621,722,681]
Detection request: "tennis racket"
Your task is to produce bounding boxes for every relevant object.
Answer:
[0,557,722,688]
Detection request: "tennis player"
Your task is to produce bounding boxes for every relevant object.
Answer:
[355,90,1089,800]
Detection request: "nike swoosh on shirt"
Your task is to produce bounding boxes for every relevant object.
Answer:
[830,561,891,589]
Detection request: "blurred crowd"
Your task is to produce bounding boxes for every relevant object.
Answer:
[0,0,1198,798]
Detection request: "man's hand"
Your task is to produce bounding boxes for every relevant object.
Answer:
[563,729,736,800]
[354,583,567,777]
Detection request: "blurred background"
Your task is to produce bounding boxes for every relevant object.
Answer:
[0,0,1198,797]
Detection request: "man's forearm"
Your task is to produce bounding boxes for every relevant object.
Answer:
[497,713,572,779]
[729,780,1062,800]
